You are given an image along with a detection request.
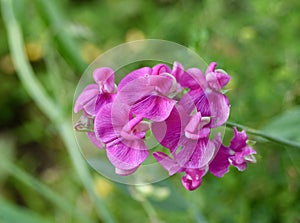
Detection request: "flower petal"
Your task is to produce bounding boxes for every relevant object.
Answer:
[230,127,248,151]
[153,152,181,175]
[151,63,171,75]
[106,139,148,170]
[118,67,152,90]
[152,106,189,152]
[94,103,130,144]
[74,84,98,113]
[206,92,230,127]
[206,71,231,91]
[131,95,176,122]
[181,168,206,191]
[209,145,231,177]
[93,67,115,93]
[148,75,173,96]
[117,77,154,105]
[115,166,140,176]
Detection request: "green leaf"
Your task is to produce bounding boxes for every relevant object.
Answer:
[0,198,52,223]
[263,106,300,142]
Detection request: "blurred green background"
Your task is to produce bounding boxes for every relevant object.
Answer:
[0,0,300,222]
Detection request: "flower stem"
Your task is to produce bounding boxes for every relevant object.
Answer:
[226,121,300,149]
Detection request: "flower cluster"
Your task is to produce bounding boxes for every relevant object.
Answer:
[74,62,256,190]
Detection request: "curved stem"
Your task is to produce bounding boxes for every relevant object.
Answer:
[1,0,115,222]
[226,121,300,149]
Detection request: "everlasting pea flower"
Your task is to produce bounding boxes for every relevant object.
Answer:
[176,62,231,128]
[209,127,256,177]
[117,65,177,122]
[74,67,117,116]
[94,102,149,175]
[73,61,256,190]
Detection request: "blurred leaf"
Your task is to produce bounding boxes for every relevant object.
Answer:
[0,198,51,223]
[0,134,15,181]
[263,106,300,142]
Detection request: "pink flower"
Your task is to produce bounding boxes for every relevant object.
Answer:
[74,67,117,116]
[94,102,149,175]
[117,64,176,122]
[152,105,221,190]
[73,61,256,190]
[209,127,256,177]
[176,62,231,128]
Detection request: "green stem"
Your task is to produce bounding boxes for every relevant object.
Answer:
[226,121,300,149]
[1,0,115,222]
[0,157,94,223]
[34,0,87,73]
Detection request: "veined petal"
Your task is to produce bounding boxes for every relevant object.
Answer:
[206,92,230,127]
[186,68,207,89]
[131,95,176,122]
[94,103,131,144]
[182,168,206,191]
[82,97,97,116]
[230,127,248,151]
[152,105,189,152]
[118,67,152,90]
[115,166,140,176]
[83,93,115,116]
[176,139,216,169]
[74,84,98,113]
[94,93,115,115]
[106,139,148,170]
[93,67,115,93]
[206,71,231,92]
[152,63,171,75]
[117,77,154,105]
[209,145,231,177]
[153,152,181,175]
[205,62,217,74]
[148,75,173,96]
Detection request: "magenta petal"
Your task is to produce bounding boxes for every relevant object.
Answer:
[74,84,98,113]
[209,145,231,177]
[182,168,206,191]
[152,106,189,152]
[118,67,152,90]
[186,68,207,89]
[206,71,231,91]
[230,127,248,151]
[94,103,130,144]
[176,139,216,169]
[131,95,176,122]
[93,67,115,93]
[152,63,171,75]
[153,152,180,175]
[94,93,115,114]
[87,132,104,149]
[148,75,173,95]
[205,62,217,74]
[106,140,148,170]
[171,61,184,80]
[229,146,256,171]
[207,92,230,127]
[115,166,139,176]
[179,89,209,116]
[117,77,153,105]
[82,97,97,116]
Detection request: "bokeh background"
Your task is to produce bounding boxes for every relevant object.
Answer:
[0,0,300,222]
